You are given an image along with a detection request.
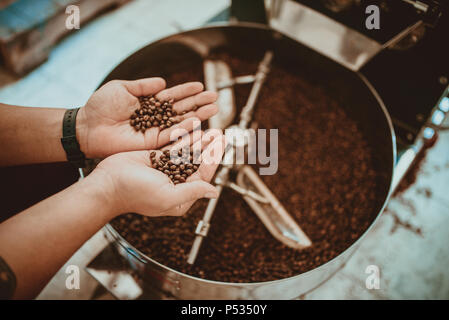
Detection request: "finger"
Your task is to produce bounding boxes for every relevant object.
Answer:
[173,91,217,114]
[157,117,201,148]
[176,103,219,122]
[156,82,203,102]
[161,130,203,152]
[188,128,223,161]
[159,200,195,217]
[162,180,218,208]
[120,77,166,97]
[189,132,226,182]
[161,132,223,215]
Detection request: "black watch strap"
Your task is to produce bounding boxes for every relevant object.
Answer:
[61,108,86,168]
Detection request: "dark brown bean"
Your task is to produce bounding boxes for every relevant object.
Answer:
[129,96,182,133]
[115,56,387,284]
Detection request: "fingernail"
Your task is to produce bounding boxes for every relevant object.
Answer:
[204,191,218,199]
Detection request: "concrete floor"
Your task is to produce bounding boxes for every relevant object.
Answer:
[0,0,448,300]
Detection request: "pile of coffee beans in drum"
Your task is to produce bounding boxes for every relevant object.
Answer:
[111,54,390,283]
[150,150,199,184]
[129,96,183,133]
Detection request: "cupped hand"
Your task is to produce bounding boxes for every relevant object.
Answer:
[76,78,218,159]
[88,129,226,218]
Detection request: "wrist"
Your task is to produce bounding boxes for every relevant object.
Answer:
[83,168,124,219]
[75,106,89,158]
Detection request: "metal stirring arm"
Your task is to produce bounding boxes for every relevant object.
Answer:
[187,51,311,265]
[238,51,273,129]
[187,163,230,265]
[187,52,273,265]
[236,165,312,249]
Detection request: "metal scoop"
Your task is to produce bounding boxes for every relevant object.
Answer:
[187,52,311,265]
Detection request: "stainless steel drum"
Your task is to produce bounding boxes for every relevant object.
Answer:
[86,23,396,299]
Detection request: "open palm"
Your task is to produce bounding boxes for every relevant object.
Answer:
[93,129,226,217]
[77,77,218,158]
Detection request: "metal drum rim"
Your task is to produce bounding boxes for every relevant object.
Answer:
[99,22,397,288]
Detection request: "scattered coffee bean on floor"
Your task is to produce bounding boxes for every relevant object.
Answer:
[150,149,200,184]
[129,96,180,133]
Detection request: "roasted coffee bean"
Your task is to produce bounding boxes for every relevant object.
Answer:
[149,148,199,184]
[113,56,388,283]
[129,95,181,133]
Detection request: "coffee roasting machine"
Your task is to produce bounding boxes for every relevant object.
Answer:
[84,0,449,299]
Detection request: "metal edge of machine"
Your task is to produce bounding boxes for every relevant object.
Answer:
[81,22,398,299]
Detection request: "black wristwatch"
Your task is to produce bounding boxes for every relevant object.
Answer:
[61,107,86,168]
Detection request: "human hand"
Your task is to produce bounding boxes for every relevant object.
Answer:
[76,78,218,159]
[88,129,226,218]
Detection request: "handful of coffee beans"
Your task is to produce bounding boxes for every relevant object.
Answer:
[150,149,199,184]
[129,96,183,133]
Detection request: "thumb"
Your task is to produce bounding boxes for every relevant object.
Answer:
[166,180,218,206]
[121,77,166,96]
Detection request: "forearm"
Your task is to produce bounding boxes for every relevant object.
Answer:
[0,104,74,166]
[0,173,116,299]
